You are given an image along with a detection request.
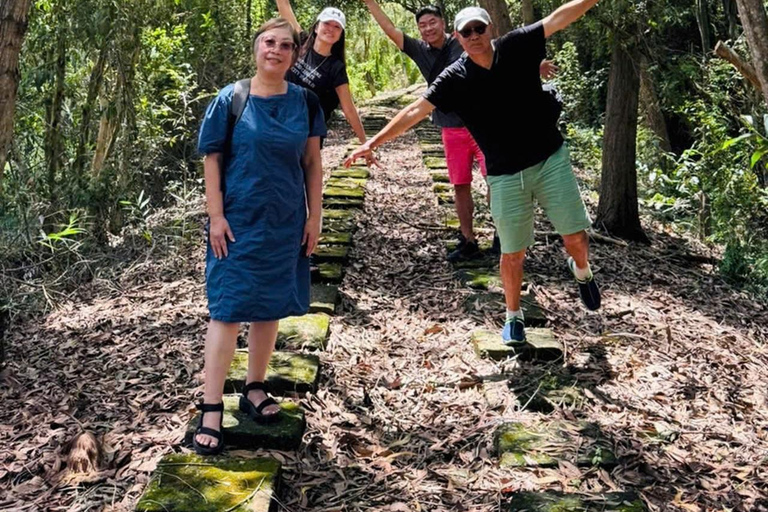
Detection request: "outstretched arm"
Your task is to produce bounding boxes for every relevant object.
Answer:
[276,0,302,34]
[542,0,599,38]
[362,0,405,50]
[336,84,368,144]
[345,97,435,166]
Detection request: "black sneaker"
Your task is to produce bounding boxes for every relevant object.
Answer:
[568,257,601,311]
[490,231,501,255]
[448,240,481,263]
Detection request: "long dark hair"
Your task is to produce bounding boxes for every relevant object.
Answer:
[300,20,346,63]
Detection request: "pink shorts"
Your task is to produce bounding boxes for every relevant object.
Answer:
[441,127,487,185]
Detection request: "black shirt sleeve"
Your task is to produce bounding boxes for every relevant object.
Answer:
[496,20,546,68]
[330,60,349,88]
[423,61,461,113]
[402,33,419,57]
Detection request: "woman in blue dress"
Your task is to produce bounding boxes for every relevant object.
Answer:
[193,18,326,455]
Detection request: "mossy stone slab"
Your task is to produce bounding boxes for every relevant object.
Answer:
[313,244,350,263]
[471,328,562,362]
[421,144,445,157]
[135,454,280,512]
[425,156,448,169]
[430,171,450,183]
[463,291,547,328]
[323,197,364,209]
[331,168,370,179]
[319,232,352,246]
[495,421,617,469]
[309,283,339,315]
[326,177,367,189]
[437,192,455,205]
[456,269,503,291]
[226,350,320,395]
[432,182,453,194]
[323,186,365,200]
[277,314,330,351]
[323,211,357,232]
[504,492,646,512]
[311,262,343,284]
[185,396,305,451]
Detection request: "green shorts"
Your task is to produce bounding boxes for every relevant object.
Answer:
[487,144,591,254]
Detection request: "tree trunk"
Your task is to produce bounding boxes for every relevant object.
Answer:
[0,0,34,190]
[695,0,712,52]
[521,0,535,25]
[596,35,649,242]
[639,55,672,153]
[246,0,252,39]
[734,0,768,105]
[714,40,761,90]
[723,0,740,41]
[45,8,67,202]
[477,0,513,38]
[73,40,108,187]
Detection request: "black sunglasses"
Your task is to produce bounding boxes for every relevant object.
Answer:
[458,24,487,38]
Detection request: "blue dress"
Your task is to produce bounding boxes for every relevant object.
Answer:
[198,82,327,322]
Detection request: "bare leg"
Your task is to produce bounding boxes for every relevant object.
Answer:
[454,184,476,242]
[500,249,526,311]
[246,321,280,416]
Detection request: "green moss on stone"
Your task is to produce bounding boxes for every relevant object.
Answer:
[309,283,339,315]
[323,186,365,199]
[456,269,503,291]
[136,454,280,512]
[312,262,343,284]
[326,177,367,189]
[495,421,616,469]
[331,168,370,179]
[437,192,455,205]
[424,156,448,169]
[323,197,364,209]
[276,313,330,351]
[430,171,450,183]
[313,244,349,263]
[185,396,305,451]
[432,183,452,194]
[225,350,320,395]
[470,328,561,362]
[513,372,584,414]
[504,492,646,511]
[421,144,445,156]
[319,232,352,246]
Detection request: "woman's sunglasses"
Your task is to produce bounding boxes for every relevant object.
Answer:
[261,37,296,52]
[458,24,488,38]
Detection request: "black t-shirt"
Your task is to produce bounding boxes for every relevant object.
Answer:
[424,22,563,176]
[286,33,349,123]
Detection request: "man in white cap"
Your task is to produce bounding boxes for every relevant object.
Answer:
[346,0,601,345]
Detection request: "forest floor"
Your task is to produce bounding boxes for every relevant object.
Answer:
[1,93,767,512]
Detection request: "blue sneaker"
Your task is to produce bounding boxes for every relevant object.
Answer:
[568,257,601,311]
[502,316,526,346]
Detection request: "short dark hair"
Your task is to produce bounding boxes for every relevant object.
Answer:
[415,5,443,23]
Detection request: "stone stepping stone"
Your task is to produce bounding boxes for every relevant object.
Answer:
[463,291,547,327]
[436,192,455,205]
[135,454,280,512]
[323,197,364,209]
[311,262,343,284]
[430,171,450,183]
[421,144,445,156]
[323,186,364,200]
[185,396,305,451]
[277,313,330,351]
[511,371,585,413]
[313,244,350,263]
[471,328,562,362]
[424,156,448,169]
[331,168,370,179]
[309,283,339,315]
[326,177,367,189]
[323,209,357,232]
[494,421,616,469]
[456,269,502,291]
[319,232,352,246]
[504,491,645,511]
[452,255,498,270]
[225,350,320,395]
[432,182,452,194]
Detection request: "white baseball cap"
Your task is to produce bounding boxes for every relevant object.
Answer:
[454,6,491,31]
[317,7,346,30]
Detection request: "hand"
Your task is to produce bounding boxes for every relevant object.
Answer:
[364,152,382,169]
[209,215,235,259]
[344,142,374,167]
[303,214,321,256]
[539,59,559,80]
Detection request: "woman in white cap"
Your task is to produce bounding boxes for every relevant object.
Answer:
[278,0,369,152]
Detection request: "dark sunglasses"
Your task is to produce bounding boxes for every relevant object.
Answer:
[261,37,296,52]
[458,24,487,38]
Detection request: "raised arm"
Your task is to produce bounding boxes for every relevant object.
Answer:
[345,97,435,166]
[276,0,302,34]
[362,0,405,50]
[542,0,599,38]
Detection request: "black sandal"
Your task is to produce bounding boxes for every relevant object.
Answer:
[239,382,280,424]
[192,402,224,455]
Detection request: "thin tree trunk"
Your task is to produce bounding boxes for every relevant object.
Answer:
[45,9,67,202]
[723,0,740,40]
[639,55,672,153]
[0,0,34,190]
[596,34,649,242]
[714,40,761,90]
[246,0,252,38]
[734,0,768,105]
[477,0,513,37]
[73,40,108,186]
[521,0,535,25]
[696,0,712,52]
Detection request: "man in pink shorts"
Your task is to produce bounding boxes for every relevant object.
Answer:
[362,0,554,261]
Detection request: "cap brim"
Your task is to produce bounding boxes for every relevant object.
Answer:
[317,17,345,29]
[456,16,489,31]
